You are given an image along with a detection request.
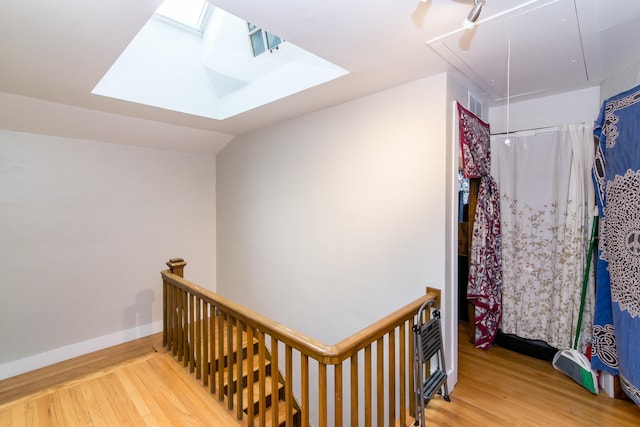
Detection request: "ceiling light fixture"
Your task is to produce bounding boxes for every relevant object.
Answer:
[463,0,485,29]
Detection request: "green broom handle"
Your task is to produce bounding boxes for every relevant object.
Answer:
[574,213,599,350]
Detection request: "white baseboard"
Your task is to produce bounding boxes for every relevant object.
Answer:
[0,321,163,381]
[599,371,615,398]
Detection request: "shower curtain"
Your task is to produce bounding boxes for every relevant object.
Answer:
[490,123,595,351]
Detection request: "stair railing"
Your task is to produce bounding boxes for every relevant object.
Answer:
[162,258,439,427]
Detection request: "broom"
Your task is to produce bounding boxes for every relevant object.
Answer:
[552,213,599,394]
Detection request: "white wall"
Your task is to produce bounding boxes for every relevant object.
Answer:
[217,73,452,423]
[217,73,449,341]
[489,86,601,134]
[600,58,640,102]
[0,130,216,379]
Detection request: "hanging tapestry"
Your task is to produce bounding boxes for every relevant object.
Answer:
[592,84,640,406]
[491,125,595,352]
[459,104,491,179]
[458,103,502,349]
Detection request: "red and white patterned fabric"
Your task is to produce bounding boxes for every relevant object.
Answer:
[458,103,503,349]
[468,176,502,349]
[458,103,491,179]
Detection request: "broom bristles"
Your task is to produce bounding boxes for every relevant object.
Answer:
[552,213,599,396]
[552,349,598,394]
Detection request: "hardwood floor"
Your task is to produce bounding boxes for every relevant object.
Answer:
[413,324,640,426]
[1,326,639,426]
[0,334,163,406]
[0,335,241,426]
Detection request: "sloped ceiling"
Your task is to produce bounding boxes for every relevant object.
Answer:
[1,0,639,153]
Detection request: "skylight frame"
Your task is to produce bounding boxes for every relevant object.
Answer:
[154,0,212,33]
[247,22,283,57]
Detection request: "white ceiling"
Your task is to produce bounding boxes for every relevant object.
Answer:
[1,0,640,153]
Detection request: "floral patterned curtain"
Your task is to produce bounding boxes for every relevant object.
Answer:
[458,103,503,349]
[491,124,595,352]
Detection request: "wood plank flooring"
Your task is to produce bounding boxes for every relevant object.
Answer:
[0,335,241,426]
[2,326,639,426]
[0,334,164,406]
[406,324,640,426]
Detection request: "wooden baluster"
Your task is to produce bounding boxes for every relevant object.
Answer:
[171,285,177,353]
[165,282,173,351]
[195,297,202,380]
[174,287,180,358]
[365,345,372,427]
[169,283,175,352]
[399,322,407,427]
[179,288,184,363]
[350,354,359,427]
[318,363,327,427]
[177,289,184,361]
[335,362,343,427]
[203,303,209,388]
[183,289,189,368]
[388,329,396,426]
[217,312,224,402]
[285,345,293,427]
[271,337,279,427]
[301,354,309,427]
[246,326,255,426]
[171,286,180,357]
[190,293,196,373]
[210,307,216,394]
[376,337,384,427]
[258,331,266,427]
[227,315,234,410]
[174,288,179,354]
[163,279,168,348]
[237,320,245,420]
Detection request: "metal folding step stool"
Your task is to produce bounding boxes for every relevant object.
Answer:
[413,299,450,426]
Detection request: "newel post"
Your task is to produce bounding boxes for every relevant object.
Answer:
[426,286,441,308]
[164,258,187,348]
[167,257,187,277]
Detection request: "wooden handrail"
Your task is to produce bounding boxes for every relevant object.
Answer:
[162,258,441,426]
[162,270,331,361]
[331,294,435,360]
[162,269,436,365]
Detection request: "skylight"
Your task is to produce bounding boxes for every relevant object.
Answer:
[155,0,211,32]
[91,3,349,120]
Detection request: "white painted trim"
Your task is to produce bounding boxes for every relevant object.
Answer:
[599,371,615,398]
[0,321,163,380]
[447,100,460,389]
